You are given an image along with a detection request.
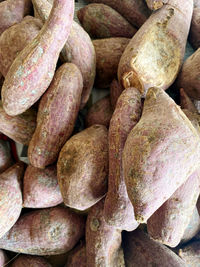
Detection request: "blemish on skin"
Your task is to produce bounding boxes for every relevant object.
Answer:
[90,217,100,231]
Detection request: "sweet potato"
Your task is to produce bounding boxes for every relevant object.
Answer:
[180,88,197,113]
[110,79,124,110]
[65,242,86,267]
[93,38,130,88]
[32,0,96,109]
[118,0,193,96]
[179,241,200,267]
[0,206,85,255]
[28,63,83,169]
[189,7,200,49]
[0,140,12,173]
[86,198,122,267]
[0,250,8,267]
[0,162,24,239]
[0,16,42,77]
[0,101,36,145]
[104,88,141,231]
[23,165,63,208]
[57,125,108,211]
[11,255,52,267]
[0,0,32,36]
[86,0,150,28]
[123,229,187,267]
[123,87,200,223]
[2,0,74,116]
[77,4,137,39]
[146,0,168,10]
[85,95,113,128]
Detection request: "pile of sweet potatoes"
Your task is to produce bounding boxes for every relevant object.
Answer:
[1,0,200,266]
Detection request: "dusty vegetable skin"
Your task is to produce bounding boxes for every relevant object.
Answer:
[0,140,12,173]
[104,88,141,231]
[2,0,74,116]
[179,241,200,266]
[146,0,168,10]
[118,0,193,96]
[65,242,86,267]
[110,79,124,109]
[11,255,52,267]
[0,207,85,255]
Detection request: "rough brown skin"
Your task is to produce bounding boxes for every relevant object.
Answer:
[23,165,63,208]
[86,198,122,267]
[118,0,193,96]
[147,171,200,247]
[93,38,130,88]
[0,101,36,145]
[57,125,108,211]
[28,63,83,169]
[189,7,200,50]
[2,0,74,116]
[0,140,12,173]
[11,255,52,267]
[32,0,96,109]
[0,162,24,239]
[123,229,187,267]
[77,4,137,39]
[85,95,113,128]
[179,241,200,267]
[123,87,200,223]
[65,242,86,267]
[180,88,198,113]
[146,0,168,10]
[86,0,150,28]
[0,16,42,77]
[104,88,141,231]
[0,206,85,255]
[0,0,32,36]
[110,79,124,110]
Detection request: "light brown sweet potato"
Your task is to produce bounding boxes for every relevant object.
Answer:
[0,140,12,173]
[0,250,8,267]
[118,0,193,96]
[23,165,63,208]
[123,229,187,267]
[0,101,36,145]
[104,88,141,231]
[85,95,113,128]
[179,241,200,267]
[2,0,74,116]
[86,198,122,267]
[65,242,86,267]
[57,125,108,211]
[189,7,200,49]
[110,79,124,110]
[0,206,85,255]
[28,63,83,168]
[180,88,198,113]
[77,4,137,39]
[93,38,130,88]
[123,87,200,223]
[0,16,42,77]
[146,0,168,10]
[0,162,24,239]
[11,255,52,267]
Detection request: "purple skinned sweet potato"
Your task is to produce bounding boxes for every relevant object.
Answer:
[180,88,198,113]
[23,165,63,208]
[110,79,124,110]
[11,255,52,267]
[0,162,24,239]
[65,242,86,267]
[0,250,8,267]
[123,87,200,223]
[104,88,142,231]
[2,0,74,116]
[0,206,85,255]
[179,241,200,267]
[146,0,168,10]
[0,16,42,77]
[0,140,12,173]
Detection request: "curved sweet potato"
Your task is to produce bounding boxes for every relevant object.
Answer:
[11,255,52,267]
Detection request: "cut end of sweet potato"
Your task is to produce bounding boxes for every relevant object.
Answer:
[122,71,143,93]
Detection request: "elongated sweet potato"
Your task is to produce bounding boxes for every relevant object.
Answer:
[179,241,200,267]
[93,38,130,88]
[86,198,122,267]
[110,79,124,110]
[180,88,197,113]
[0,101,36,145]
[0,162,24,239]
[0,140,12,173]
[57,125,108,211]
[146,0,168,10]
[65,243,86,267]
[85,95,113,128]
[11,255,52,267]
[77,4,137,39]
[0,206,85,255]
[104,88,141,231]
[118,0,193,96]
[123,229,187,267]
[0,250,8,267]
[28,63,83,169]
[23,165,63,208]
[32,0,96,109]
[0,16,42,77]
[0,0,32,36]
[123,87,200,223]
[2,0,74,116]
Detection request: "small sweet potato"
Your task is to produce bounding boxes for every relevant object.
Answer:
[0,140,12,173]
[86,198,122,267]
[85,95,113,128]
[77,4,137,39]
[93,38,130,88]
[0,162,24,239]
[189,7,200,49]
[0,250,8,267]
[65,242,86,267]
[104,88,141,231]
[23,165,63,208]
[146,0,168,10]
[2,0,74,116]
[180,88,197,113]
[179,241,200,266]
[28,63,83,169]
[0,206,85,255]
[123,87,200,223]
[11,255,52,267]
[0,101,36,145]
[110,79,124,110]
[123,229,187,267]
[0,16,42,77]
[57,125,108,211]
